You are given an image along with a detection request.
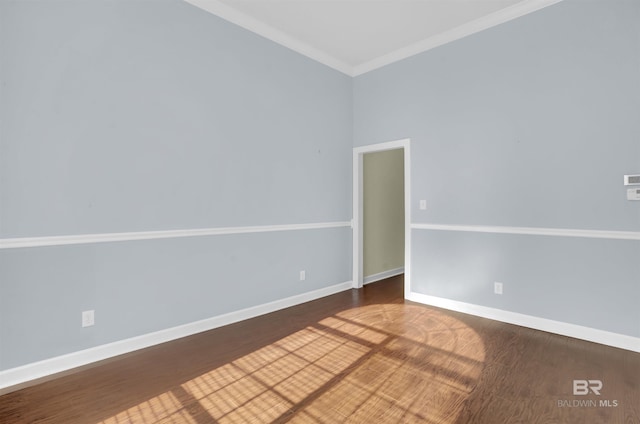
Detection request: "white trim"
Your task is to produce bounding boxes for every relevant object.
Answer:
[0,281,354,395]
[411,223,640,241]
[402,144,412,299]
[183,0,353,75]
[353,139,410,155]
[0,222,351,250]
[363,267,404,285]
[407,291,640,353]
[352,0,564,76]
[352,151,364,287]
[623,174,640,186]
[352,139,411,294]
[184,0,563,77]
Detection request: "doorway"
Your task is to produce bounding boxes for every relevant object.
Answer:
[352,139,410,296]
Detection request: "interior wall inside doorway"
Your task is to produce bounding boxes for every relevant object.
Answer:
[363,149,405,281]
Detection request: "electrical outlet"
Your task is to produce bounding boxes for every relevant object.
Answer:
[299,270,306,281]
[494,282,503,295]
[82,310,95,327]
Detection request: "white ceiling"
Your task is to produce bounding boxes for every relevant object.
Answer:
[184,0,562,76]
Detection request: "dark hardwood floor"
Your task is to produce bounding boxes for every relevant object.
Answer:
[0,276,638,423]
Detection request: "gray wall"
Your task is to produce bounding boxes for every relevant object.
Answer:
[0,0,352,370]
[2,0,639,374]
[354,0,640,336]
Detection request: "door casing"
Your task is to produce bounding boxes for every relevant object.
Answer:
[352,138,411,296]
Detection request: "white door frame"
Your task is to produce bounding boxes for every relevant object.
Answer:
[352,138,411,297]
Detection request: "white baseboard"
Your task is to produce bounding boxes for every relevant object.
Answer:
[0,281,353,395]
[364,267,404,285]
[406,291,640,353]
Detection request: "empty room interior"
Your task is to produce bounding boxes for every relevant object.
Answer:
[0,0,639,423]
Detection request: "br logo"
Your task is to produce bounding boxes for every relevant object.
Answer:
[573,380,602,395]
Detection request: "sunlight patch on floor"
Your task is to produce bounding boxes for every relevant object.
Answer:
[99,391,196,424]
[98,304,485,423]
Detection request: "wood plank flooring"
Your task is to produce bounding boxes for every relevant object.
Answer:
[0,276,638,423]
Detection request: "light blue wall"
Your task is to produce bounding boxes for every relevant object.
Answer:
[0,229,350,368]
[2,0,639,374]
[0,0,352,370]
[412,230,640,336]
[354,0,640,336]
[0,0,352,237]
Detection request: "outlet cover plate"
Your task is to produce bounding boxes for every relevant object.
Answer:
[82,310,95,327]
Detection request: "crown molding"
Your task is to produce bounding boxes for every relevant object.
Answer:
[184,0,563,77]
[353,0,564,76]
[183,0,354,75]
